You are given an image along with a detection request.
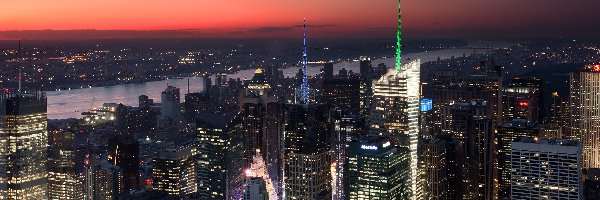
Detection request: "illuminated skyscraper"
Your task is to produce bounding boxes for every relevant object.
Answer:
[510,137,583,199]
[420,139,447,200]
[368,1,420,198]
[48,130,84,200]
[152,145,197,196]
[283,103,332,199]
[347,138,410,200]
[569,64,600,169]
[502,77,542,122]
[0,92,48,199]
[283,20,332,199]
[369,60,420,198]
[497,119,540,197]
[196,113,244,200]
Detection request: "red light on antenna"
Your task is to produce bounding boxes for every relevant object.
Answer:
[518,102,529,107]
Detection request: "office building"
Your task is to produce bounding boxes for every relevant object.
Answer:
[420,139,447,200]
[497,119,540,197]
[347,138,410,199]
[0,92,48,199]
[48,130,84,200]
[369,62,420,197]
[321,78,361,115]
[108,135,140,192]
[502,77,542,122]
[569,64,600,168]
[196,112,244,199]
[161,85,182,119]
[283,103,332,199]
[152,145,197,196]
[511,137,583,199]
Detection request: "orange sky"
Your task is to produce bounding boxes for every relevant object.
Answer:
[1,0,599,40]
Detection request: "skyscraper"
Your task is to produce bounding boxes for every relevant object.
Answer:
[283,103,332,199]
[502,77,542,122]
[152,145,197,196]
[420,139,447,200]
[283,19,332,199]
[108,135,140,192]
[347,138,410,199]
[369,61,420,198]
[48,130,84,200]
[569,64,600,169]
[161,85,182,119]
[367,1,421,198]
[196,112,244,200]
[0,92,48,199]
[497,119,540,197]
[510,137,583,199]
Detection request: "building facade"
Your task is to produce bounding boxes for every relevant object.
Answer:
[511,137,583,199]
[569,64,600,169]
[347,138,410,200]
[0,92,48,199]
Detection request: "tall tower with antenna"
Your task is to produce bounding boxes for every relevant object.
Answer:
[396,0,402,72]
[299,18,310,103]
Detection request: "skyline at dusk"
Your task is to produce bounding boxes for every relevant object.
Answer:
[2,0,600,40]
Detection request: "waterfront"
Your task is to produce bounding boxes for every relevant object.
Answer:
[47,48,486,119]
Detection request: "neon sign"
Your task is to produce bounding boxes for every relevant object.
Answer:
[361,145,378,150]
[518,101,529,107]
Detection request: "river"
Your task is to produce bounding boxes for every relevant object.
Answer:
[47,48,487,119]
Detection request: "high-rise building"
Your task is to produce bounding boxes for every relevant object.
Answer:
[0,92,48,199]
[440,101,494,199]
[108,135,140,192]
[94,160,123,200]
[196,112,244,200]
[502,77,542,122]
[369,60,420,198]
[161,85,181,119]
[431,61,502,135]
[321,78,361,115]
[497,119,540,197]
[282,19,332,200]
[510,137,583,199]
[347,137,410,200]
[569,64,600,169]
[152,145,197,196]
[242,177,268,200]
[48,130,84,200]
[420,139,447,200]
[283,103,332,199]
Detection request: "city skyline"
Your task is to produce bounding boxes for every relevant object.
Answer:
[2,0,600,40]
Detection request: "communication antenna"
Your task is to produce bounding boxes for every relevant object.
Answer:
[299,18,310,103]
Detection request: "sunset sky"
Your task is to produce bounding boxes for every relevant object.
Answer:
[1,0,599,40]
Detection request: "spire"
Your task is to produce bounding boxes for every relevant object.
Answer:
[299,18,310,103]
[395,0,402,72]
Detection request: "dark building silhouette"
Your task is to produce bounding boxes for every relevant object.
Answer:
[108,135,140,192]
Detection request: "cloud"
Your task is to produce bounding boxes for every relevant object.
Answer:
[249,27,294,33]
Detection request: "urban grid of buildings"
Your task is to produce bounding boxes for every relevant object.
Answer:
[1,1,600,200]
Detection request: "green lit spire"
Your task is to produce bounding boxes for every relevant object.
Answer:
[395,0,402,72]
